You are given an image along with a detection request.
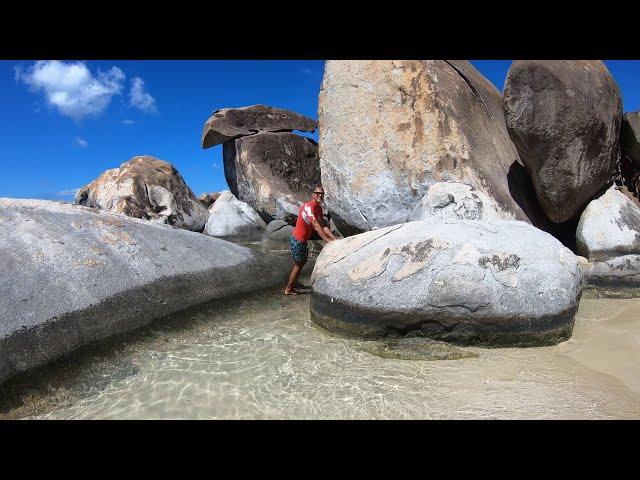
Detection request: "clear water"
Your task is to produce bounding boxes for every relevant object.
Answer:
[2,273,640,419]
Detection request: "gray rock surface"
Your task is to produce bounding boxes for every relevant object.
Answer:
[412,182,505,222]
[576,186,640,261]
[503,60,622,223]
[203,191,267,242]
[201,104,317,148]
[262,220,294,250]
[582,255,640,290]
[223,132,320,224]
[75,156,209,232]
[0,198,290,385]
[310,219,582,346]
[318,60,531,236]
[621,111,640,169]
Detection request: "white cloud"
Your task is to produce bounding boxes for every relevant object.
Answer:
[57,188,80,197]
[129,77,157,113]
[75,137,88,148]
[122,119,136,125]
[15,61,126,120]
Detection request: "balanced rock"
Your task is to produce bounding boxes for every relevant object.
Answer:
[75,156,209,232]
[503,60,622,223]
[201,104,317,148]
[576,186,640,261]
[223,132,320,224]
[621,111,640,169]
[310,219,582,346]
[198,192,220,209]
[318,60,530,236]
[203,191,266,242]
[0,198,290,385]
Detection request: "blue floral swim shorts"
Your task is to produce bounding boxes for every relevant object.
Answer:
[289,235,308,263]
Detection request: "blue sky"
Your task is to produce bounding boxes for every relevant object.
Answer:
[2,60,640,202]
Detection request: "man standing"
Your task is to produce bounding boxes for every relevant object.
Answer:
[284,186,336,295]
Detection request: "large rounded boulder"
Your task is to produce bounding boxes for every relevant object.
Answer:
[503,60,622,223]
[75,156,209,232]
[223,131,320,224]
[576,185,640,261]
[318,60,530,236]
[310,219,582,346]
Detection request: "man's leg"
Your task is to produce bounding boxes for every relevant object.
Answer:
[285,260,305,294]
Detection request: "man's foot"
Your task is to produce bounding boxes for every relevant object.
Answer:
[284,289,299,296]
[295,283,310,290]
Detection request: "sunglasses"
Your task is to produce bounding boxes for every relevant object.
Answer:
[313,191,325,196]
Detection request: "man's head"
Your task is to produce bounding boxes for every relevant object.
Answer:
[312,186,325,204]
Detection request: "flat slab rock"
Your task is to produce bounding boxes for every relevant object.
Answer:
[0,198,290,385]
[201,104,317,148]
[310,219,582,346]
[582,254,640,291]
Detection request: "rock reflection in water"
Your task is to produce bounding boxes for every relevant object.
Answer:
[2,274,640,420]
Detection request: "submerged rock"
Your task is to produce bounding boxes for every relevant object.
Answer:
[318,60,530,236]
[310,219,582,346]
[201,104,317,148]
[576,186,640,261]
[0,198,290,386]
[582,255,640,291]
[359,337,478,361]
[75,156,209,232]
[203,191,266,242]
[223,132,320,224]
[504,60,622,223]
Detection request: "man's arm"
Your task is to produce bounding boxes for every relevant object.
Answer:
[311,218,335,242]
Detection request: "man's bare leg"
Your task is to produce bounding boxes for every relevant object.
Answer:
[285,260,306,295]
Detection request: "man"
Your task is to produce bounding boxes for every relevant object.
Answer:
[284,186,336,295]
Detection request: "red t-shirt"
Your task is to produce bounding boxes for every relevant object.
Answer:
[292,200,323,242]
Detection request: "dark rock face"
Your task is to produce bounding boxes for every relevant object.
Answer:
[503,60,623,224]
[621,111,640,169]
[201,104,317,149]
[318,60,531,236]
[74,156,209,232]
[223,132,320,224]
[0,199,291,386]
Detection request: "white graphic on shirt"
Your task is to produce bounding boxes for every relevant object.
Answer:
[302,204,316,225]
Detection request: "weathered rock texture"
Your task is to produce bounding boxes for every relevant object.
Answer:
[75,156,209,232]
[0,198,290,386]
[582,255,640,290]
[318,60,531,236]
[198,192,220,209]
[576,186,640,261]
[223,132,320,224]
[262,219,294,250]
[201,104,317,148]
[503,60,623,223]
[310,219,582,346]
[621,111,640,169]
[203,191,267,242]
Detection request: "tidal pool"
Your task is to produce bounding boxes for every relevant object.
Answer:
[2,272,640,419]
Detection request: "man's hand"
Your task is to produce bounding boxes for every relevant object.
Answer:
[312,219,335,242]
